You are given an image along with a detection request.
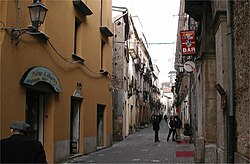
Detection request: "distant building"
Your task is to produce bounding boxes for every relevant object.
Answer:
[112,7,161,140]
[112,6,129,140]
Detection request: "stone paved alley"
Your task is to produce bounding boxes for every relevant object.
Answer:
[66,121,195,163]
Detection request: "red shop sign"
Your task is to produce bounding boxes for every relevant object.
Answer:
[180,30,196,55]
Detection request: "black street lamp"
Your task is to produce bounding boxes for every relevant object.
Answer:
[0,0,49,43]
[28,0,48,31]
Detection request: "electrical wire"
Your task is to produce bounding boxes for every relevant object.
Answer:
[47,39,101,75]
[0,21,6,27]
[83,63,101,75]
[113,41,175,45]
[1,20,109,77]
[47,39,82,64]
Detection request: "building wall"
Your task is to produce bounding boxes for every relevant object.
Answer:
[212,0,250,162]
[0,0,113,162]
[232,0,250,162]
[213,7,228,162]
[183,0,250,163]
[112,13,127,141]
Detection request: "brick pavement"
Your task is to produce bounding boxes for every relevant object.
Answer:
[65,121,195,163]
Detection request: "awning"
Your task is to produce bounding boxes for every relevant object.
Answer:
[20,66,62,93]
[185,0,203,21]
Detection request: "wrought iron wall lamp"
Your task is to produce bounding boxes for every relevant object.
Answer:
[28,0,48,30]
[1,0,48,44]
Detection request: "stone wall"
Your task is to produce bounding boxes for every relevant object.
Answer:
[214,10,228,163]
[232,0,250,162]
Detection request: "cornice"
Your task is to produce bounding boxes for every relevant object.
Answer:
[211,10,227,34]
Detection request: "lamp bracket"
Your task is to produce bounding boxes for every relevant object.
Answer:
[100,69,109,76]
[1,25,49,44]
[215,83,227,109]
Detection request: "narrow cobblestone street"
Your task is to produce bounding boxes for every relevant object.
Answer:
[65,121,195,163]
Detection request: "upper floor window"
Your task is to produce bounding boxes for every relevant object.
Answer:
[74,17,83,56]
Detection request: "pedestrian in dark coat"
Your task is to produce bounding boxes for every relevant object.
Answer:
[164,114,168,123]
[174,115,182,142]
[152,115,161,142]
[0,121,47,163]
[167,116,176,142]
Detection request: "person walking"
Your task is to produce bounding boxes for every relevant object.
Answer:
[167,116,176,142]
[164,114,168,123]
[174,115,182,142]
[0,121,47,163]
[152,115,161,143]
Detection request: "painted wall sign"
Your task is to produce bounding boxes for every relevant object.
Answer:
[180,30,196,55]
[20,66,62,93]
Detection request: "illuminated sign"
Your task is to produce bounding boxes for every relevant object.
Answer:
[180,30,196,55]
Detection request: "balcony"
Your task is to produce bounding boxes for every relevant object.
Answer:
[99,27,113,37]
[185,0,203,21]
[73,0,93,16]
[129,41,138,59]
[134,58,141,70]
[143,91,149,101]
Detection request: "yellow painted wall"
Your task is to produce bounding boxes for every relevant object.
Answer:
[1,0,113,162]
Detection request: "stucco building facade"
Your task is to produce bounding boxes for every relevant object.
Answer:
[1,0,113,162]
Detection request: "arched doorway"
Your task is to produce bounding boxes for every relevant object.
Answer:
[20,66,62,143]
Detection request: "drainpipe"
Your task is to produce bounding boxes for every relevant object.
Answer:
[100,0,102,26]
[226,0,235,163]
[112,6,128,23]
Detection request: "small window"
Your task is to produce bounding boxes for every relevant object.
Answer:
[74,17,82,55]
[101,40,105,69]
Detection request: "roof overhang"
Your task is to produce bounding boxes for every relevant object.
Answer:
[185,0,203,21]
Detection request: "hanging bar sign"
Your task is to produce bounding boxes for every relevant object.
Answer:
[180,30,196,55]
